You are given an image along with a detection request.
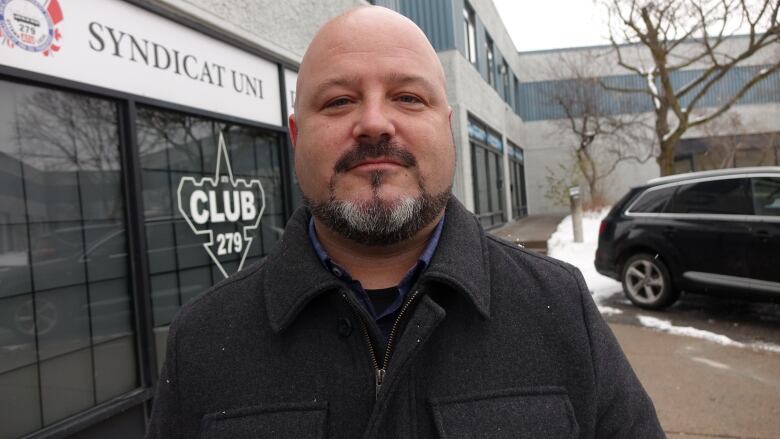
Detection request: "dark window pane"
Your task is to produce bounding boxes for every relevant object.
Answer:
[473,145,489,214]
[668,178,752,215]
[488,153,502,214]
[90,278,133,341]
[142,169,173,219]
[94,336,137,403]
[0,223,32,298]
[630,186,676,213]
[84,222,128,283]
[180,266,212,305]
[36,286,91,361]
[752,177,780,216]
[0,365,41,437]
[29,221,86,291]
[154,327,169,373]
[40,349,94,425]
[151,273,179,327]
[0,294,38,373]
[0,79,135,437]
[146,220,176,274]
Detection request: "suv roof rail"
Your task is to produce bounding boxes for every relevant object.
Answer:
[647,166,780,185]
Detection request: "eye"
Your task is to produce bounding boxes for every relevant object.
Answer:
[325,97,352,108]
[397,94,423,105]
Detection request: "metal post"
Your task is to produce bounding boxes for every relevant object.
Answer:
[569,186,583,243]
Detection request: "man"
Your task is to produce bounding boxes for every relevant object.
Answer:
[147,6,663,438]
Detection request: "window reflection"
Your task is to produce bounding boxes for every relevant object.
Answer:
[0,80,137,438]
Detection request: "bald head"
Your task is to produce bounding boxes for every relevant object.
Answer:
[294,6,447,116]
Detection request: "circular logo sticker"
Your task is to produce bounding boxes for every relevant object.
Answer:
[0,0,62,54]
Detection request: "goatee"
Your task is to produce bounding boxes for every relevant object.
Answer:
[304,138,451,245]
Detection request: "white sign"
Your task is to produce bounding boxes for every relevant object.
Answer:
[284,68,297,118]
[0,0,282,125]
[177,133,265,278]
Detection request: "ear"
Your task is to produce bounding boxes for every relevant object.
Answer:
[447,106,453,126]
[288,113,298,149]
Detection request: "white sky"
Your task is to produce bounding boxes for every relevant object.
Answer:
[493,0,612,52]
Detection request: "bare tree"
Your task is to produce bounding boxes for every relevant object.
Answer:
[545,53,655,204]
[696,113,780,168]
[603,0,780,176]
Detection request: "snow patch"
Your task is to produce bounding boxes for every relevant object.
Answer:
[690,356,731,370]
[547,208,623,306]
[598,306,624,316]
[646,70,661,110]
[637,315,780,353]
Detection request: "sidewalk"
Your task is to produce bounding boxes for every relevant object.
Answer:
[489,214,566,255]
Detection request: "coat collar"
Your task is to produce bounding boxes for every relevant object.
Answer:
[263,197,491,333]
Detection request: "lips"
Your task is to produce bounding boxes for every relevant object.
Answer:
[348,158,405,171]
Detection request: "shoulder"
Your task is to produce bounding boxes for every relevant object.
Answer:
[486,234,586,289]
[169,259,270,335]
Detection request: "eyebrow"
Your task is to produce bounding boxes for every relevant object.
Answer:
[383,73,440,97]
[311,73,440,102]
[311,75,362,103]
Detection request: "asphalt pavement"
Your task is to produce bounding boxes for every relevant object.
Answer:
[612,322,780,439]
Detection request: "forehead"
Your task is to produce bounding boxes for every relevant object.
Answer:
[297,10,445,94]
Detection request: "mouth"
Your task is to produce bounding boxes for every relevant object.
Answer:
[347,158,406,172]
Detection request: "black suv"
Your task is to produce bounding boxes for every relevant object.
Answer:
[595,167,780,310]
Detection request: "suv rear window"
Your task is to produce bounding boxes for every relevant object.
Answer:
[752,177,780,216]
[628,185,676,213]
[667,178,752,215]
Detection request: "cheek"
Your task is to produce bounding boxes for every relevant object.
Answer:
[413,130,456,186]
[293,129,346,194]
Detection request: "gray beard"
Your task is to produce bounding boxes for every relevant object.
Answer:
[305,174,451,246]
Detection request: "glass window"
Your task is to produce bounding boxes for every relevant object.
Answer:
[463,3,477,64]
[469,118,505,227]
[508,142,526,218]
[501,61,510,102]
[486,35,495,87]
[668,178,752,215]
[629,186,676,213]
[751,177,780,216]
[473,145,490,215]
[136,106,286,358]
[0,80,137,438]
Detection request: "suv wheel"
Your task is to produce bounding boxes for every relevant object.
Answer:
[621,253,679,309]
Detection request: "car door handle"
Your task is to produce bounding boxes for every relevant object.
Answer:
[753,229,771,238]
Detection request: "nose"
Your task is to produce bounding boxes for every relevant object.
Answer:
[352,96,396,141]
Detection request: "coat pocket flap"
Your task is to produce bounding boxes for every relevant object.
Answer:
[199,401,327,439]
[430,387,578,439]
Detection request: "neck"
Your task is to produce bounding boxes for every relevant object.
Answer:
[313,213,443,290]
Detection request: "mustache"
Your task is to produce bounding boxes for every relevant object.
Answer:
[333,139,417,174]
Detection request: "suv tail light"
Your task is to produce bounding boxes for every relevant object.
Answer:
[599,220,607,236]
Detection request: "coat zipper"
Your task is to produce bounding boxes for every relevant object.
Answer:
[342,288,421,400]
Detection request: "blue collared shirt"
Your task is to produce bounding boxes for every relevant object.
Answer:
[308,215,444,339]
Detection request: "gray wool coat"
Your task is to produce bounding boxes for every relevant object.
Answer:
[146,198,664,439]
